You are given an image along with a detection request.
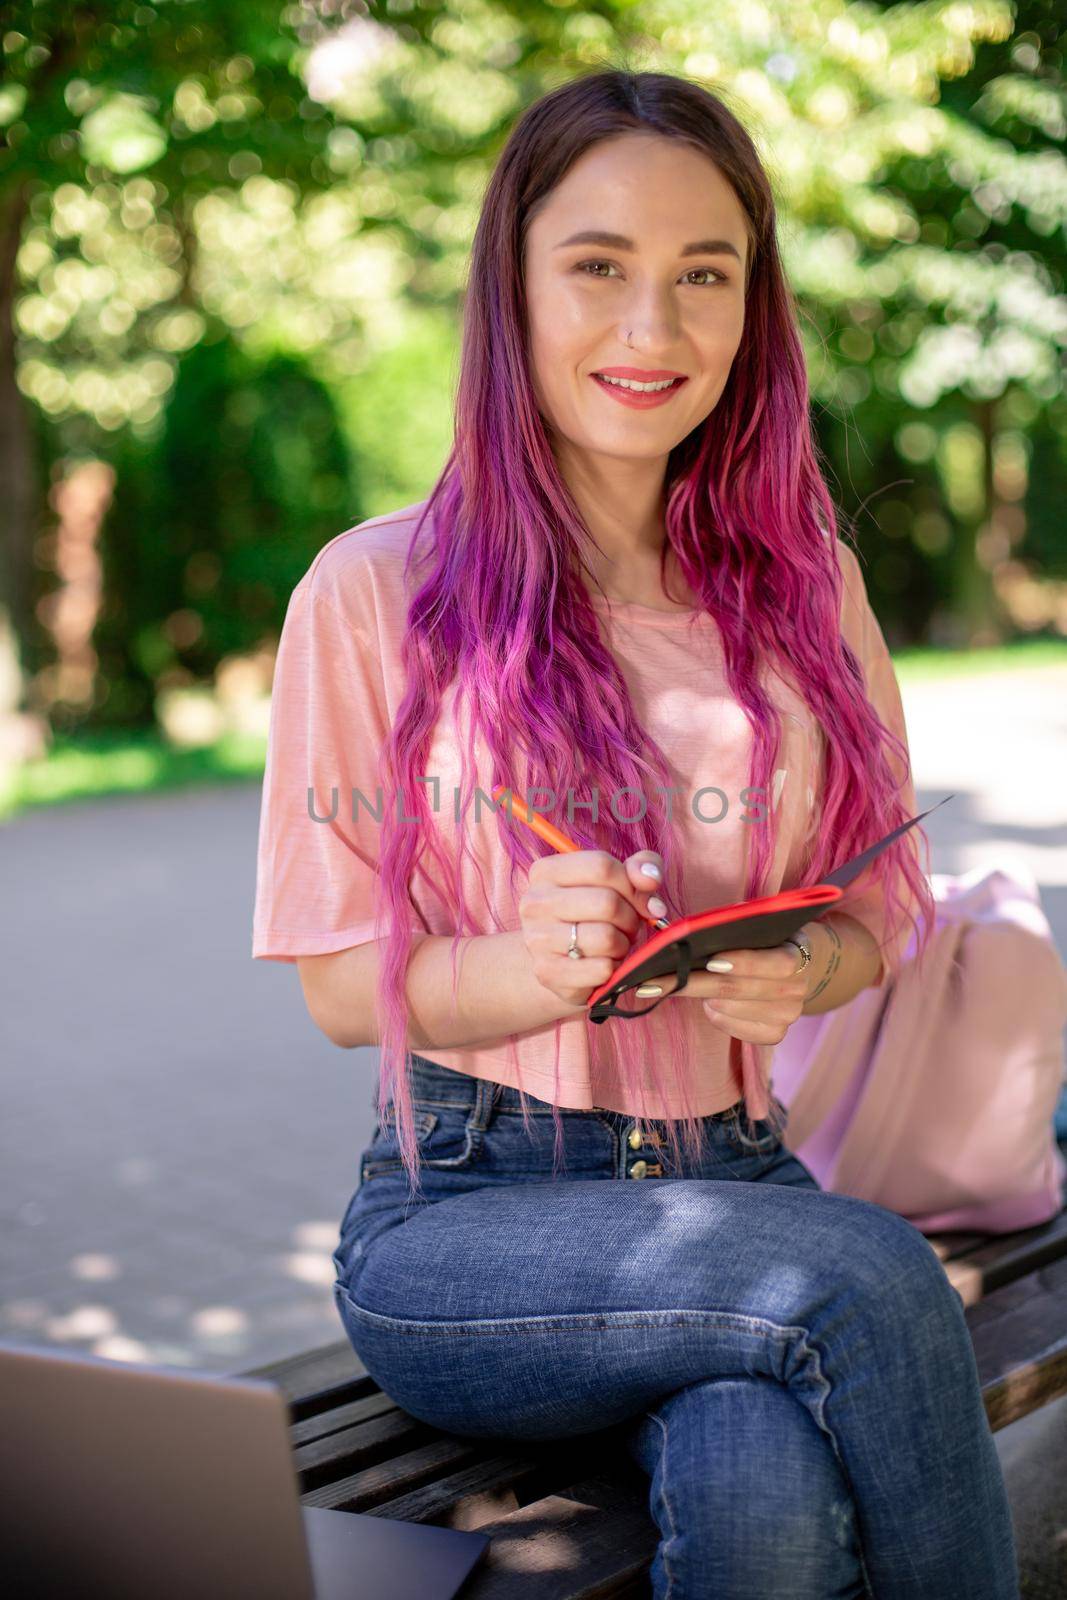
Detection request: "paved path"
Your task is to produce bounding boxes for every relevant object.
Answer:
[2,663,1065,1592]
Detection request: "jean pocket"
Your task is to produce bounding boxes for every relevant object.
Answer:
[361,1103,477,1179]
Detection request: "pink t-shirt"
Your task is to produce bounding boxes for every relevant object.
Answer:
[252,501,918,1118]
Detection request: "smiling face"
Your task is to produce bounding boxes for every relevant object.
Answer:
[523,131,751,467]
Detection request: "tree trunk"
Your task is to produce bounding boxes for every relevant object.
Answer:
[957,397,1004,647]
[0,178,35,695]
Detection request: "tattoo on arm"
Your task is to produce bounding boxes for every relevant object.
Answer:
[806,919,842,1003]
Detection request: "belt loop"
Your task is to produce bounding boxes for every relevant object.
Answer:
[470,1075,496,1132]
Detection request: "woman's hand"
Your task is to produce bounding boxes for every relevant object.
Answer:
[619,852,811,1045]
[518,843,809,1040]
[639,945,809,1045]
[518,846,675,1010]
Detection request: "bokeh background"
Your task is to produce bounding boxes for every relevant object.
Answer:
[1,2,1066,1586]
[1,0,1066,790]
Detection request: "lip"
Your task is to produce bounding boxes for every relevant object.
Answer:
[591,372,688,409]
[594,367,687,380]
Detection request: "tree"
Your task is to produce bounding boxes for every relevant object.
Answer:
[0,0,338,678]
[1,0,1063,743]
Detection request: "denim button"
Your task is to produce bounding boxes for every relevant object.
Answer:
[628,1127,642,1150]
[629,1160,648,1179]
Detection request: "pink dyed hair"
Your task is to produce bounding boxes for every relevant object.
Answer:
[367,68,934,1193]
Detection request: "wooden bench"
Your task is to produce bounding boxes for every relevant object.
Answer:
[240,1139,1067,1598]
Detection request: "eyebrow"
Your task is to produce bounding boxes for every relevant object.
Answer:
[554,229,742,261]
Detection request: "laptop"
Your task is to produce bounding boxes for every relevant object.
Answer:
[0,1339,491,1600]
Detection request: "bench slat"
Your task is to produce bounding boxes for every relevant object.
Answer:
[288,1384,397,1449]
[239,1341,367,1412]
[361,1435,625,1528]
[300,1435,488,1511]
[941,1207,1067,1305]
[925,1230,992,1262]
[430,1473,659,1600]
[293,1404,430,1484]
[965,1253,1067,1431]
[365,1455,548,1529]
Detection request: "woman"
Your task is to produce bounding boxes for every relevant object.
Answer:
[253,70,1020,1599]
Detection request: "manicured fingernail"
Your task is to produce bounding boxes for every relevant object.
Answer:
[640,862,662,880]
[648,897,667,917]
[635,984,663,997]
[706,958,733,972]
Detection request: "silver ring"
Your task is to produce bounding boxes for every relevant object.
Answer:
[566,921,584,961]
[784,937,811,977]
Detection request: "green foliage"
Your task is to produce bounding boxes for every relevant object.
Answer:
[91,341,356,731]
[1021,414,1067,578]
[1,0,1064,741]
[333,306,459,519]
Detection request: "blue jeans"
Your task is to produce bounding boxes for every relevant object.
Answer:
[332,1055,1020,1599]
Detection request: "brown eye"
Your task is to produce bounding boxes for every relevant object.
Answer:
[576,260,726,287]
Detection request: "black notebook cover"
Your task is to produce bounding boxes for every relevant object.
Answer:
[586,796,952,1022]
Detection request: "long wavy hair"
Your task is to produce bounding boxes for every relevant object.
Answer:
[367,68,934,1194]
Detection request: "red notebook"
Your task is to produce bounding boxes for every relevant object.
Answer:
[586,796,953,1023]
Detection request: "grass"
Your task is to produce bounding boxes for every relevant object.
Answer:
[890,636,1067,681]
[1,637,1064,820]
[0,728,268,821]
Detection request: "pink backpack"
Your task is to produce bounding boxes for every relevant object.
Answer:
[773,862,1067,1234]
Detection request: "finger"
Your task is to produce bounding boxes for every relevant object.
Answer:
[701,1009,786,1044]
[633,973,715,1000]
[536,849,650,926]
[551,883,643,939]
[549,952,619,991]
[633,973,681,999]
[701,970,808,1001]
[633,972,804,1002]
[702,996,803,1020]
[555,914,634,961]
[624,851,668,918]
[703,945,806,980]
[702,995,801,1035]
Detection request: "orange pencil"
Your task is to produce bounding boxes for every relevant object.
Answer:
[492,785,671,930]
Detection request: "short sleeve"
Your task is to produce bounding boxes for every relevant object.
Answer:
[252,579,427,963]
[831,542,922,987]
